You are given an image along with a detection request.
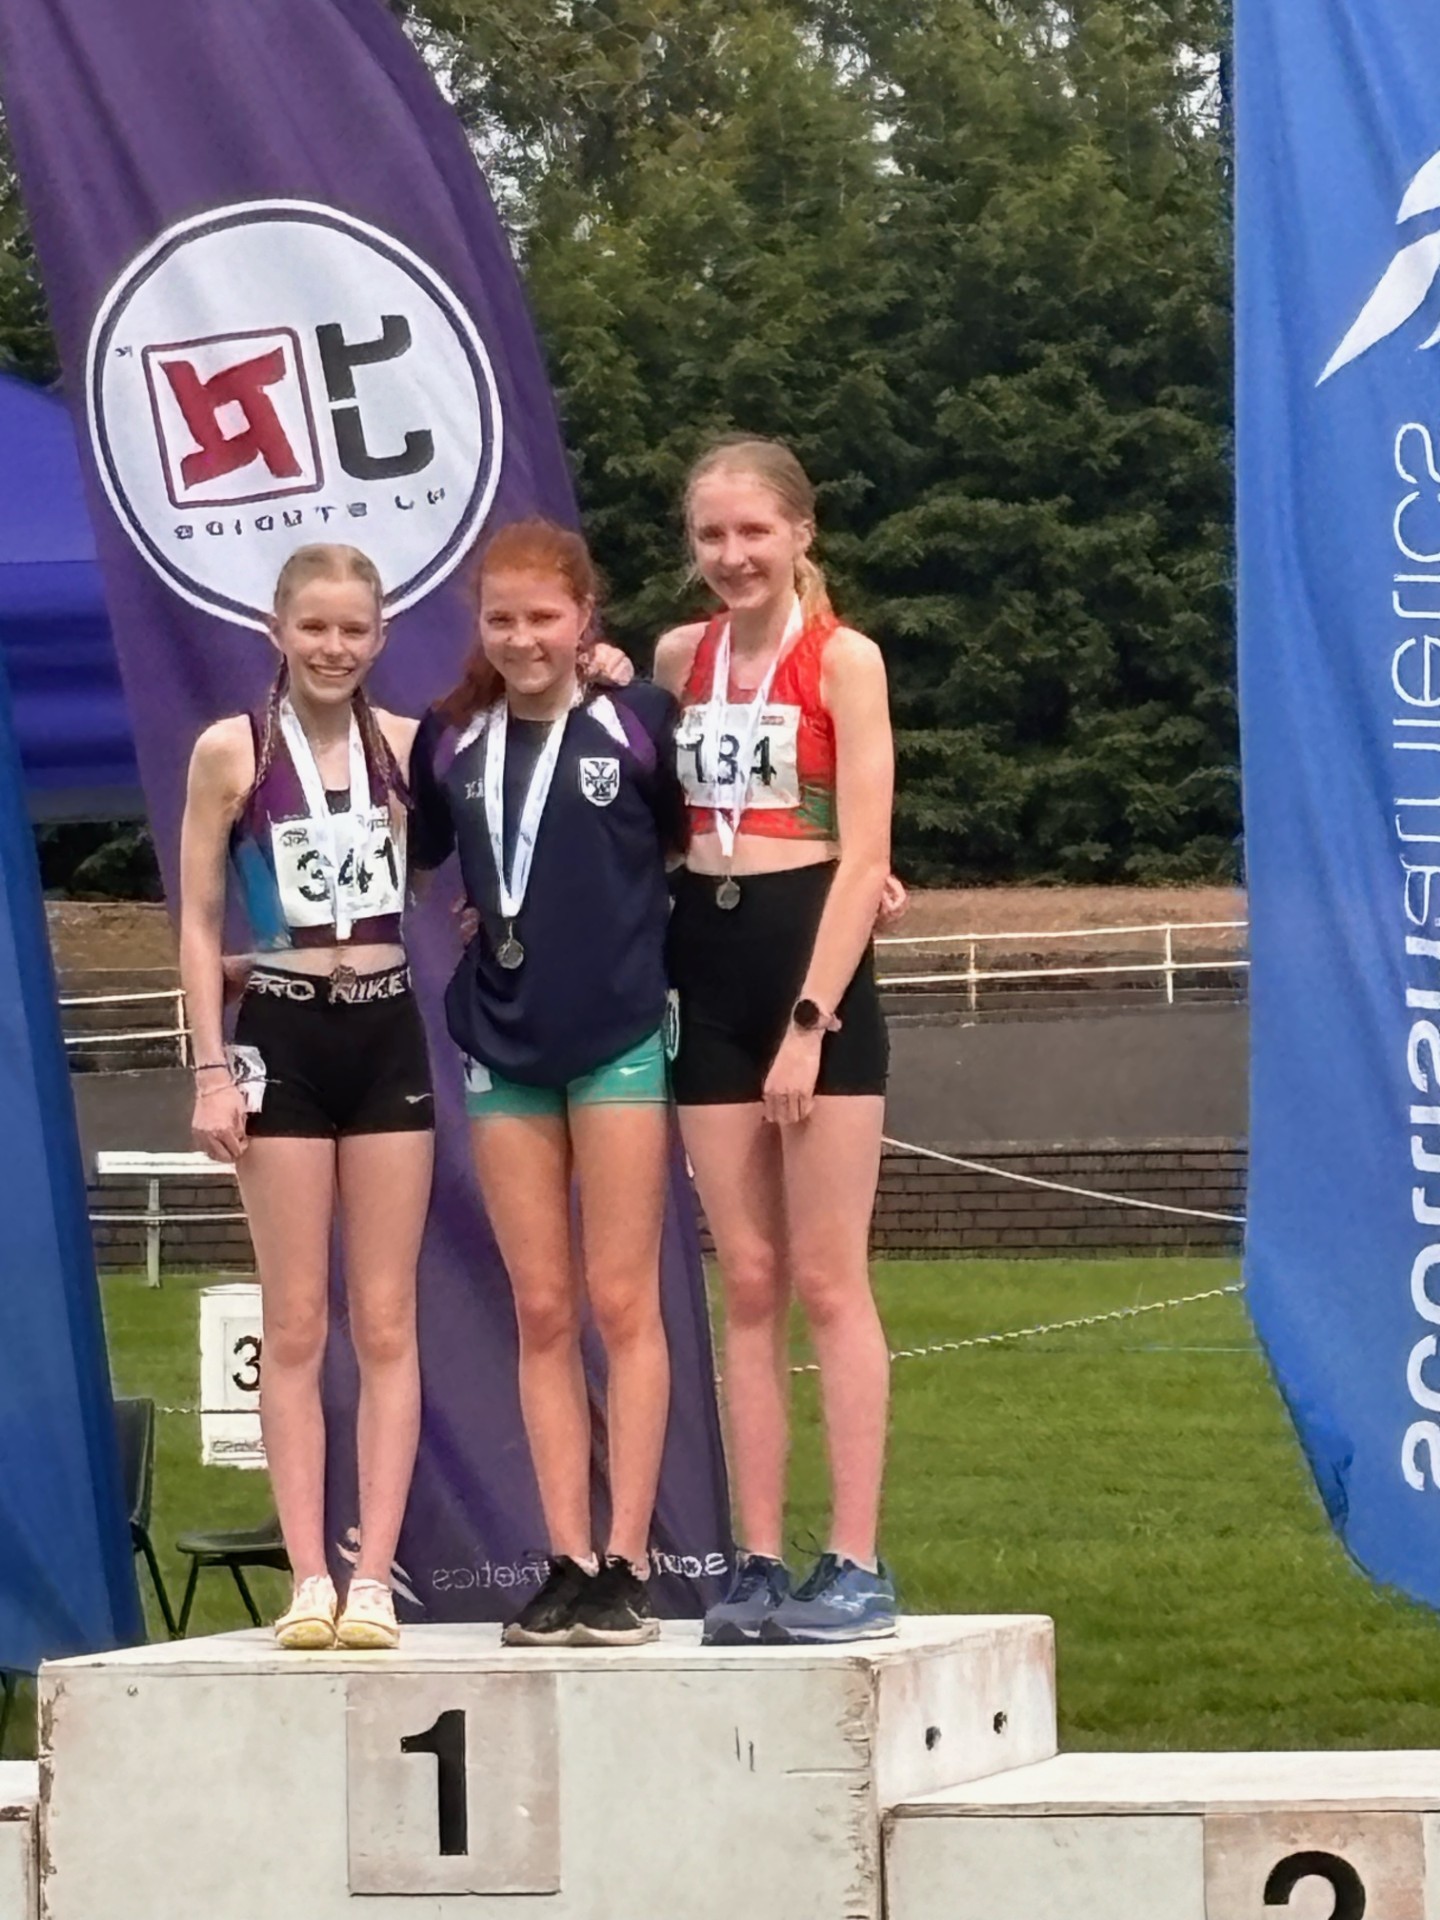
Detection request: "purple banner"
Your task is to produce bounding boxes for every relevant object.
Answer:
[0,0,730,1617]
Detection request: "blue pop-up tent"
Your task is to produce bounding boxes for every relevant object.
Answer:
[0,372,144,1670]
[0,371,140,820]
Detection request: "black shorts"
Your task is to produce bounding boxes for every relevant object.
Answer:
[232,964,434,1139]
[666,864,889,1105]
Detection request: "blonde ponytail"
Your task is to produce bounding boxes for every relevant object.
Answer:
[794,549,833,623]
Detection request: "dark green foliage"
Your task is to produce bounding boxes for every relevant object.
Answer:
[35,822,162,901]
[414,0,1235,883]
[0,122,55,384]
[2,1,1234,885]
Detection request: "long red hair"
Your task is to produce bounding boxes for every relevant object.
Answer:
[439,518,603,729]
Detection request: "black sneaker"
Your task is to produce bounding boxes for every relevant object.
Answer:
[570,1555,661,1647]
[502,1556,593,1647]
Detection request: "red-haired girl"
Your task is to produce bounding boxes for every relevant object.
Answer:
[410,519,686,1647]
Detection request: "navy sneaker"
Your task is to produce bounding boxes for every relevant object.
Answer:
[701,1554,791,1645]
[759,1553,897,1644]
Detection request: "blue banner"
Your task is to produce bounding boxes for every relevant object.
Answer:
[0,642,141,1671]
[1238,1,1440,1600]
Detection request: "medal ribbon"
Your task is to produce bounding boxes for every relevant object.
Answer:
[278,697,371,941]
[481,697,574,932]
[706,597,804,869]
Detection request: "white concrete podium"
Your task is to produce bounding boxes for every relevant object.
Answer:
[887,1749,1440,1919]
[40,1616,1056,1920]
[0,1765,37,1920]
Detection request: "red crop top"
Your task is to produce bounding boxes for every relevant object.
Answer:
[674,611,839,841]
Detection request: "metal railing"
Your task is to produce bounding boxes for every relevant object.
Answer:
[91,1151,245,1287]
[875,920,1249,1011]
[59,984,189,1065]
[58,920,1250,1054]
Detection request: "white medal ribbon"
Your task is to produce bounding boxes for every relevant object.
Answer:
[706,597,804,868]
[481,696,575,929]
[278,697,371,941]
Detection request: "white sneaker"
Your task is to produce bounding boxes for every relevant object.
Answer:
[274,1574,338,1651]
[337,1579,400,1651]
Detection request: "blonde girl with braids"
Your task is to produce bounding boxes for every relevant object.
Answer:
[654,435,897,1645]
[179,544,431,1652]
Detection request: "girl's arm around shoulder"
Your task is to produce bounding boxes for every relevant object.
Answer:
[613,675,679,736]
[374,706,421,785]
[404,706,455,873]
[614,680,689,858]
[651,622,707,700]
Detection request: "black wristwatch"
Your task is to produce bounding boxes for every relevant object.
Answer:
[792,997,839,1035]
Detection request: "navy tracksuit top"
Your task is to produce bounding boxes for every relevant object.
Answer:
[411,681,685,1087]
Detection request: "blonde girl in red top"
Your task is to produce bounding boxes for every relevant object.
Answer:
[654,435,895,1643]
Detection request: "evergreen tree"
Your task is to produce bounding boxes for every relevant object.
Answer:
[0,125,54,383]
[818,0,1234,881]
[414,0,1234,882]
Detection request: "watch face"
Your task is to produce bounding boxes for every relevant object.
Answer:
[793,998,821,1030]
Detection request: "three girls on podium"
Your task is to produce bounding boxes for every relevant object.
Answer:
[181,436,898,1656]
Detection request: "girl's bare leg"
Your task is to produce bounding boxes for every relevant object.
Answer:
[471,1115,592,1560]
[780,1096,888,1566]
[570,1101,671,1568]
[676,1104,790,1559]
[237,1136,337,1582]
[338,1129,432,1585]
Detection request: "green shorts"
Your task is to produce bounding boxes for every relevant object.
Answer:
[464,1028,669,1121]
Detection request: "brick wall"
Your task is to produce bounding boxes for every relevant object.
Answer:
[90,1136,1245,1272]
[90,1174,251,1271]
[869,1138,1244,1256]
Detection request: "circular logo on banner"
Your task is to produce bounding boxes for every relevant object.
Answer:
[86,200,504,629]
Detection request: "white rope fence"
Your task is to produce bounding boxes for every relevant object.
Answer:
[787,1281,1247,1376]
[880,1133,1246,1226]
[149,1281,1248,1403]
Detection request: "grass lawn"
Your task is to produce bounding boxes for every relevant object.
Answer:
[9,1254,1440,1760]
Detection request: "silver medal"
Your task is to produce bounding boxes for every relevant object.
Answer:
[481,697,576,980]
[715,876,742,910]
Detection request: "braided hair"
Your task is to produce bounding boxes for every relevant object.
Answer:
[248,657,290,807]
[247,544,409,811]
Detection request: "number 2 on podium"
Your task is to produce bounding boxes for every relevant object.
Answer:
[1265,1851,1365,1918]
[400,1709,468,1856]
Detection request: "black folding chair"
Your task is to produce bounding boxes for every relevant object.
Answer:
[112,1396,178,1639]
[174,1515,289,1636]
